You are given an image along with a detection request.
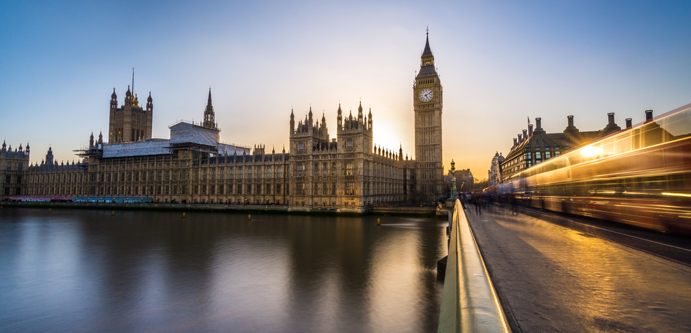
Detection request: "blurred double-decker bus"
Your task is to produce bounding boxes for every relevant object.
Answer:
[500,103,691,235]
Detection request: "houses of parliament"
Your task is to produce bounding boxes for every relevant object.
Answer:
[1,34,445,211]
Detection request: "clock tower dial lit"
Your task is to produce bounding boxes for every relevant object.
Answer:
[419,88,433,102]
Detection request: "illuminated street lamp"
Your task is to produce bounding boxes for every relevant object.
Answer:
[450,160,457,199]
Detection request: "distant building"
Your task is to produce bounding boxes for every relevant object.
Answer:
[488,152,504,186]
[108,85,153,143]
[6,33,447,208]
[501,113,625,182]
[0,141,30,198]
[18,94,412,210]
[286,101,414,209]
[454,169,473,193]
[443,159,456,194]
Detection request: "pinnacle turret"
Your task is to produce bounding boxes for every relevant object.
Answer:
[368,107,373,128]
[146,91,153,112]
[337,103,343,128]
[202,88,217,129]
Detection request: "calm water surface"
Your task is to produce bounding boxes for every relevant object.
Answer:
[0,208,447,332]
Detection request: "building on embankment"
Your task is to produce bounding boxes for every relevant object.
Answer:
[5,33,448,209]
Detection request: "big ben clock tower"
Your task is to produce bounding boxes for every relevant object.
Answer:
[414,30,443,200]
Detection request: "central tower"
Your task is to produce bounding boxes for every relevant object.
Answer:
[108,86,153,143]
[413,31,443,200]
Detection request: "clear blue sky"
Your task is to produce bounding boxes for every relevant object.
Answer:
[1,0,690,178]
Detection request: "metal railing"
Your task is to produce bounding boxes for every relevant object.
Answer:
[438,199,510,333]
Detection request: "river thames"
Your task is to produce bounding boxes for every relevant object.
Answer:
[0,208,447,332]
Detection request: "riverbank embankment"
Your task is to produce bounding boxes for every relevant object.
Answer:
[0,202,443,217]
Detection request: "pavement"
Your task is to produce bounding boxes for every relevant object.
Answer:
[464,203,691,332]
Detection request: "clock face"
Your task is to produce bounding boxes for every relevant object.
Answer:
[419,88,433,102]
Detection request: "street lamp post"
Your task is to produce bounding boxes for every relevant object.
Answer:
[450,159,457,199]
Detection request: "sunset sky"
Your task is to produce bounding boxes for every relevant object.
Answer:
[1,0,690,179]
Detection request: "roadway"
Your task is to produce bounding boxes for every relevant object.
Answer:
[464,203,691,332]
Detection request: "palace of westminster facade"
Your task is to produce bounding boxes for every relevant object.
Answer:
[1,34,445,210]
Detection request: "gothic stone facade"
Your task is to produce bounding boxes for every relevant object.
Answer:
[414,33,444,199]
[109,86,153,143]
[19,105,411,211]
[288,103,414,211]
[10,34,444,208]
[0,141,30,199]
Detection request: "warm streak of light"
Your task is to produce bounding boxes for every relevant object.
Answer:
[623,191,647,195]
[662,192,691,198]
[580,145,600,157]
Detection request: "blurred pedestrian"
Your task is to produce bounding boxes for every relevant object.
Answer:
[510,194,518,215]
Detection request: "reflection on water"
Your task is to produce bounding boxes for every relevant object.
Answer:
[0,208,446,332]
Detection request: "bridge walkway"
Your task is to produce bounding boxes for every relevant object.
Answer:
[465,204,691,332]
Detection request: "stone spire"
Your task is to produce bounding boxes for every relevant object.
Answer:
[46,146,54,166]
[417,28,437,79]
[368,107,372,129]
[146,91,153,112]
[125,85,132,105]
[422,27,433,57]
[337,103,343,128]
[203,88,216,129]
